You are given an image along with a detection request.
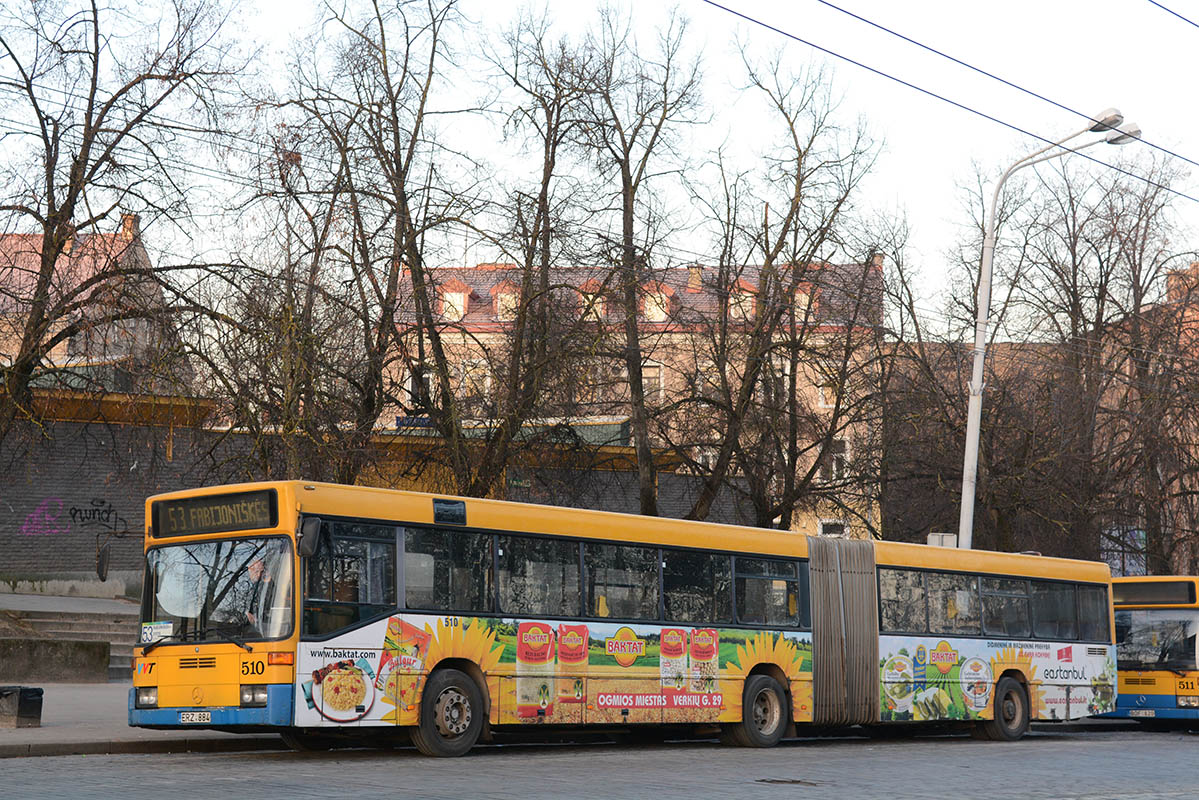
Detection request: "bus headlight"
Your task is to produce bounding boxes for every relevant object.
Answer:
[240,685,269,707]
[1177,695,1199,708]
[135,687,158,708]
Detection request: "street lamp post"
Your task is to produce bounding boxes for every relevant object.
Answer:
[957,109,1142,550]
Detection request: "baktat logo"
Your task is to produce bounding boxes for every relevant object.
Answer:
[604,627,646,667]
[930,641,959,674]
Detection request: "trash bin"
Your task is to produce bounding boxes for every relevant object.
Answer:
[0,686,43,728]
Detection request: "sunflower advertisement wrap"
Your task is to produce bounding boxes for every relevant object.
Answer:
[293,614,814,728]
[878,635,1116,723]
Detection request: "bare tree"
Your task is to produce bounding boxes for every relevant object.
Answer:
[668,54,878,530]
[0,0,240,444]
[576,7,701,516]
[882,154,1199,567]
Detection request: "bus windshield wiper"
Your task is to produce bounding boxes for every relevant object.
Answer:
[203,627,253,652]
[141,636,180,655]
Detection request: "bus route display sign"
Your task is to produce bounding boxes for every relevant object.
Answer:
[151,489,277,537]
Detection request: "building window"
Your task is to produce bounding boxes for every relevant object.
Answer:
[459,359,492,402]
[819,439,848,482]
[818,382,838,409]
[496,291,519,321]
[818,519,846,538]
[644,292,669,322]
[795,287,813,319]
[406,367,435,405]
[642,362,664,403]
[730,291,754,321]
[581,292,604,321]
[442,291,467,321]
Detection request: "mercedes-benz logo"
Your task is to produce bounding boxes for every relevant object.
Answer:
[1136,695,1146,706]
[192,687,204,704]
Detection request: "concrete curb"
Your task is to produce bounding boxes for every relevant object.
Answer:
[0,735,284,759]
[1031,720,1141,734]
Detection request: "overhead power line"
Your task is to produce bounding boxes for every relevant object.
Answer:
[1146,0,1199,30]
[815,0,1199,171]
[697,0,1199,206]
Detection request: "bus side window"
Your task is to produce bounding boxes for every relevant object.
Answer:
[584,543,659,620]
[497,535,581,617]
[981,578,1030,638]
[1031,581,1077,640]
[878,568,927,633]
[927,572,980,635]
[662,549,733,624]
[304,520,396,635]
[404,527,493,613]
[1077,584,1112,642]
[735,557,801,627]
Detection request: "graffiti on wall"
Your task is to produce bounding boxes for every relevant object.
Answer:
[18,498,69,536]
[69,498,130,532]
[18,497,129,536]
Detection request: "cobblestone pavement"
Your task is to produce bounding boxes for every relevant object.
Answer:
[4,729,1198,800]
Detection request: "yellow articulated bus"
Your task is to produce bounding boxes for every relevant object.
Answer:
[1108,576,1199,726]
[129,481,1115,756]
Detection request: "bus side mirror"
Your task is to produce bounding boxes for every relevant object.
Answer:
[96,542,111,582]
[298,517,321,558]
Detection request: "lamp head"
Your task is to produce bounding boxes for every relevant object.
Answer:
[1089,107,1124,132]
[1105,123,1142,145]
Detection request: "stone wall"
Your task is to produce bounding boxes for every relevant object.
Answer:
[0,420,240,598]
[1,420,764,598]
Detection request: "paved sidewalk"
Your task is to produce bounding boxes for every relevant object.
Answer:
[0,592,139,616]
[0,683,282,758]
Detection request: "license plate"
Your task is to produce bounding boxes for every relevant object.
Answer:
[179,711,211,724]
[1129,709,1156,718]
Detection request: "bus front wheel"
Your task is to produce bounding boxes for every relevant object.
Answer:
[981,676,1029,741]
[411,668,484,757]
[727,674,788,747]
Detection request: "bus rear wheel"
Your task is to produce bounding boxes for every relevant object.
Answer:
[727,674,788,747]
[411,668,484,757]
[981,676,1029,741]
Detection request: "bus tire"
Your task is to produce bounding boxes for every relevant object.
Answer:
[982,676,1029,741]
[411,668,484,757]
[730,674,788,747]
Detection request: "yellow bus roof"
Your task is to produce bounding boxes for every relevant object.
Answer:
[146,480,1111,582]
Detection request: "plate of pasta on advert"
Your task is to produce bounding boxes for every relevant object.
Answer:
[311,658,376,722]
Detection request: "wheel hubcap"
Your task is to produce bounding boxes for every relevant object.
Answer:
[434,687,471,738]
[751,688,781,735]
[1002,691,1022,728]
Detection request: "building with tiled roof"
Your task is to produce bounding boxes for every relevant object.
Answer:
[392,256,884,537]
[0,214,178,392]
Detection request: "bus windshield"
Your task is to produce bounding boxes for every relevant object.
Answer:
[142,537,293,644]
[1114,608,1199,672]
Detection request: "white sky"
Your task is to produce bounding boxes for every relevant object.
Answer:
[241,0,1199,303]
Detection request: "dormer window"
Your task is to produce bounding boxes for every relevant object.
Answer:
[730,291,754,321]
[579,280,605,321]
[640,280,674,323]
[496,291,519,321]
[644,292,669,322]
[795,287,813,319]
[728,278,756,322]
[442,291,467,321]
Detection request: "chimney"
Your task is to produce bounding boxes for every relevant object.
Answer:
[686,264,703,293]
[120,213,140,242]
